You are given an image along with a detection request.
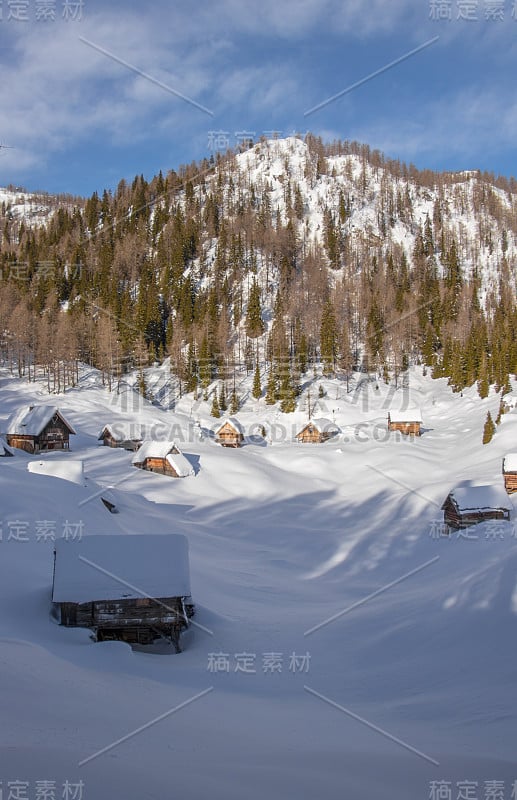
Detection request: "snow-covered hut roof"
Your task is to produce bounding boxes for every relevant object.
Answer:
[6,405,76,436]
[98,422,146,442]
[165,452,194,477]
[132,440,178,464]
[388,408,423,423]
[306,418,339,434]
[52,534,191,603]
[214,417,244,435]
[447,484,511,513]
[503,453,517,473]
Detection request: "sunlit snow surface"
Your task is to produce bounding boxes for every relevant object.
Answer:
[0,363,516,799]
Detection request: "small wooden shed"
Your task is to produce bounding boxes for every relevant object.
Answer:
[98,423,145,451]
[132,440,194,477]
[295,418,339,444]
[214,418,244,448]
[5,405,75,453]
[502,454,517,494]
[51,534,194,650]
[387,409,422,436]
[442,484,511,530]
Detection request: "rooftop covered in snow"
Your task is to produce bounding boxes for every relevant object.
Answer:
[304,418,339,433]
[52,534,191,604]
[98,423,147,442]
[446,484,511,513]
[503,454,517,473]
[214,417,244,435]
[5,405,76,436]
[388,408,423,423]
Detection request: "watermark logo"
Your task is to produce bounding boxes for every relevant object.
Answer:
[429,0,515,20]
[0,780,85,799]
[0,519,84,542]
[207,651,311,674]
[0,0,84,22]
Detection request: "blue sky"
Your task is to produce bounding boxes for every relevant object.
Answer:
[0,0,515,197]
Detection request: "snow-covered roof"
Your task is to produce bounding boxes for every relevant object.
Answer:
[447,484,511,513]
[166,452,194,477]
[299,418,339,434]
[98,423,146,441]
[132,440,178,464]
[5,405,76,436]
[27,459,85,485]
[503,453,517,473]
[52,533,190,603]
[52,534,191,603]
[388,409,423,423]
[214,417,244,435]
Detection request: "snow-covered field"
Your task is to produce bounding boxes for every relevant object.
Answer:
[1,365,517,799]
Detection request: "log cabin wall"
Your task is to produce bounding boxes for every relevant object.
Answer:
[503,473,517,494]
[40,417,71,449]
[6,435,35,453]
[388,421,421,436]
[443,495,510,528]
[217,425,243,447]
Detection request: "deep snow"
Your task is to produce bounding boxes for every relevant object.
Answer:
[1,364,516,799]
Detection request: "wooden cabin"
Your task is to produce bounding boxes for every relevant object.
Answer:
[98,423,145,451]
[502,454,517,494]
[387,409,422,436]
[295,418,339,444]
[442,484,511,530]
[5,405,75,454]
[214,418,244,448]
[51,534,194,651]
[132,440,194,477]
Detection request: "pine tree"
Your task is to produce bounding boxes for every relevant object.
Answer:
[482,411,495,444]
[279,364,296,412]
[252,362,262,399]
[495,397,504,425]
[265,369,277,405]
[245,279,265,338]
[320,298,338,374]
[219,382,227,411]
[477,356,490,399]
[230,388,239,414]
[211,392,220,418]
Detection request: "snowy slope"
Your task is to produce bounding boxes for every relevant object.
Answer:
[1,366,517,799]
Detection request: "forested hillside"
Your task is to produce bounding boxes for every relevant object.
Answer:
[1,134,516,404]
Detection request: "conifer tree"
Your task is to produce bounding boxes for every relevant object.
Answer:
[320,298,338,374]
[219,382,227,411]
[265,369,277,405]
[279,367,296,413]
[211,392,220,418]
[230,388,239,414]
[245,279,265,338]
[482,411,495,444]
[252,362,262,399]
[477,357,489,399]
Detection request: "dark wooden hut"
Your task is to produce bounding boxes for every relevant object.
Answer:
[132,441,194,477]
[5,405,75,454]
[442,484,511,530]
[295,418,339,444]
[502,454,517,494]
[214,418,244,448]
[98,423,145,451]
[51,534,194,651]
[387,409,422,436]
